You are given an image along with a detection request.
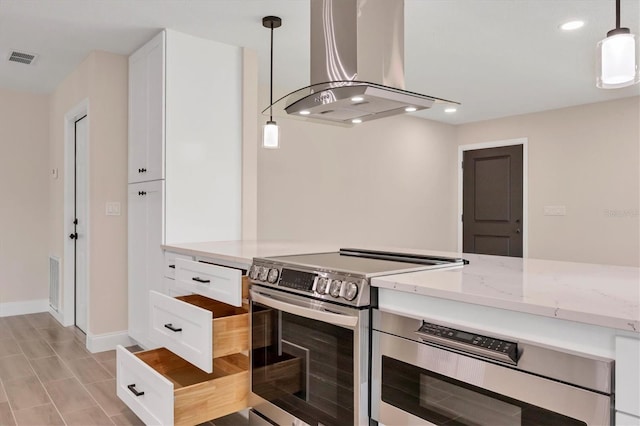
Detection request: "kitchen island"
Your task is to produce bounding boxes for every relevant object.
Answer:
[164,240,639,334]
[161,240,640,425]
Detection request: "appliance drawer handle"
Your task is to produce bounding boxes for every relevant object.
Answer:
[127,384,144,397]
[250,289,358,328]
[192,277,210,283]
[164,323,182,332]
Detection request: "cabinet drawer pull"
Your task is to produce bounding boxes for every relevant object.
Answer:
[127,384,145,397]
[138,191,146,196]
[164,323,182,332]
[192,277,210,283]
[168,264,175,269]
[138,168,147,173]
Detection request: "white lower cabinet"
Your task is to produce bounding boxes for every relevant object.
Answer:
[165,277,191,297]
[118,288,250,425]
[617,412,640,426]
[616,336,640,418]
[128,181,165,348]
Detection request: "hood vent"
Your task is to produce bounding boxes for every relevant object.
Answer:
[8,50,38,65]
[264,0,458,126]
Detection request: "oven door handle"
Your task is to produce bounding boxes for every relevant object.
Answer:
[250,289,358,328]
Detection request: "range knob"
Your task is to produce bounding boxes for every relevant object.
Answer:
[249,265,259,280]
[343,281,358,301]
[316,277,329,294]
[267,268,279,283]
[329,280,342,297]
[258,266,269,281]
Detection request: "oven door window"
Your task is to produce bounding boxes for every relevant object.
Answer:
[382,356,586,426]
[252,302,354,426]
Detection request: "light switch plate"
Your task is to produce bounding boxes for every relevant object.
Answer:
[106,202,121,216]
[544,205,566,216]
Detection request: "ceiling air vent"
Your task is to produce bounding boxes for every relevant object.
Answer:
[8,50,38,65]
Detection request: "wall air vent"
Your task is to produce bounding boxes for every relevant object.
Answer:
[8,50,38,65]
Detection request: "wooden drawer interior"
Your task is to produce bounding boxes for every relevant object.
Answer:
[175,294,249,358]
[136,347,248,425]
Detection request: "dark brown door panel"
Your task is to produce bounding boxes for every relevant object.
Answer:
[463,145,523,257]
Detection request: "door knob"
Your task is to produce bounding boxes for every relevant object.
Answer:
[515,228,521,234]
[69,233,78,240]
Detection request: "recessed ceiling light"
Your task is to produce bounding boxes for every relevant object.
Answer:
[299,110,311,115]
[351,96,364,102]
[444,107,457,113]
[560,20,585,31]
[404,106,417,112]
[352,118,363,124]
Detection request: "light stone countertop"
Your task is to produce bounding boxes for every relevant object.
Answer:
[372,252,640,333]
[162,240,341,268]
[163,240,640,333]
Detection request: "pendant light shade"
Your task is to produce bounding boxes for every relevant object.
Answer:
[597,0,639,89]
[262,120,279,149]
[262,16,282,148]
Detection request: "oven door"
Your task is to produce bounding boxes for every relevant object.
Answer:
[250,286,369,426]
[372,329,612,426]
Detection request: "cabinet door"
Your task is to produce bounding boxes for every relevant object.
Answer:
[129,31,165,183]
[616,336,640,417]
[128,181,164,346]
[617,412,640,426]
[164,30,242,243]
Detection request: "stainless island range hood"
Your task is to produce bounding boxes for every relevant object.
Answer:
[266,0,458,125]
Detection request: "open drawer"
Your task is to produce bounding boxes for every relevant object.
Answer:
[116,346,248,426]
[174,258,248,307]
[150,291,248,373]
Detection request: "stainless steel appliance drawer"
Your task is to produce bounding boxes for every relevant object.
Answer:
[371,310,613,426]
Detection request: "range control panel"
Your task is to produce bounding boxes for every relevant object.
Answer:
[416,322,519,365]
[248,262,366,307]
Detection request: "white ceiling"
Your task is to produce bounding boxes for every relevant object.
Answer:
[0,0,638,124]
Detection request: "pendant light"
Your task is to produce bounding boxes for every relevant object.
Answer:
[262,16,282,149]
[597,0,639,88]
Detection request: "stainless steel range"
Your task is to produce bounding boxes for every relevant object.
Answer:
[247,248,466,426]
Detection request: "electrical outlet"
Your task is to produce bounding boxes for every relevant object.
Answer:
[106,202,121,216]
[544,205,566,216]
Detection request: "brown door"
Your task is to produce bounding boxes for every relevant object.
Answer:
[463,145,523,257]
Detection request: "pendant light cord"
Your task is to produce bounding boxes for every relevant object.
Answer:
[269,23,274,122]
[616,0,620,29]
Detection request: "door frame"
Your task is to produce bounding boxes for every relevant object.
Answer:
[457,138,529,257]
[61,99,90,329]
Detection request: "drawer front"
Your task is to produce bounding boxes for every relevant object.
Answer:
[116,345,174,426]
[164,252,193,279]
[149,291,213,373]
[175,259,242,306]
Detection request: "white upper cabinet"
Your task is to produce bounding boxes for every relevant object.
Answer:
[164,30,242,243]
[128,32,165,184]
[128,29,242,243]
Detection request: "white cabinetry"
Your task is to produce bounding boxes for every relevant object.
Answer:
[128,181,164,347]
[127,29,242,347]
[128,32,164,184]
[616,336,640,422]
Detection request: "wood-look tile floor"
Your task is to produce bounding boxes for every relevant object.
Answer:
[0,313,248,426]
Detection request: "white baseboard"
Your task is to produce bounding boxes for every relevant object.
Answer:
[87,330,134,353]
[0,299,49,317]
